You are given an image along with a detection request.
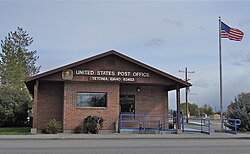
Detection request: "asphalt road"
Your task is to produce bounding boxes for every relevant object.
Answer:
[0,139,249,154]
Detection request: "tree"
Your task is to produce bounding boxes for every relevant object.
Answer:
[198,107,204,116]
[202,104,213,115]
[198,104,213,116]
[180,102,199,116]
[189,103,199,116]
[0,27,40,89]
[0,86,32,126]
[0,27,40,126]
[227,92,250,132]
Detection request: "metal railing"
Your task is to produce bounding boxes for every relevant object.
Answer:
[223,118,241,135]
[119,114,211,135]
[181,117,210,134]
[119,114,177,133]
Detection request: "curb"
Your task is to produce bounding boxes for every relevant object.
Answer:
[1,138,250,140]
[0,136,250,140]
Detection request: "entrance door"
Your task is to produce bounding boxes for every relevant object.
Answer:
[120,95,135,114]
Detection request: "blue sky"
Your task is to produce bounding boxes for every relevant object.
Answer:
[0,1,249,111]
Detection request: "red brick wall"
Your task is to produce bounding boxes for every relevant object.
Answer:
[37,82,64,129]
[36,82,169,131]
[120,85,168,129]
[120,85,168,115]
[63,83,168,131]
[63,81,120,131]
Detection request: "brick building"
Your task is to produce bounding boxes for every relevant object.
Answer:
[25,50,191,133]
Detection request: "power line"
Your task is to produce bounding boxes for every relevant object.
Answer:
[179,67,194,123]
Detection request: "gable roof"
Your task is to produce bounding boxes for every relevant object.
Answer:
[25,50,191,93]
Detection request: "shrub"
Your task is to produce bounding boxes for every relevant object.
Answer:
[74,125,83,134]
[169,124,174,129]
[42,119,62,134]
[83,115,103,134]
[0,86,32,127]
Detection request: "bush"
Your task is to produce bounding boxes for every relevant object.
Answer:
[169,124,174,129]
[0,86,32,127]
[74,125,83,134]
[42,119,62,134]
[83,115,103,134]
[227,93,250,132]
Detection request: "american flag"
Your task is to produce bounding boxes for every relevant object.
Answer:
[221,21,244,41]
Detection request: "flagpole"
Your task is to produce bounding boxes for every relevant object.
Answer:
[219,16,223,130]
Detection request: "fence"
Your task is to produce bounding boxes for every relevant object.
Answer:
[119,114,177,133]
[119,114,211,134]
[223,118,241,135]
[181,117,210,134]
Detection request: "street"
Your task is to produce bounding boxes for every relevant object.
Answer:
[0,139,249,154]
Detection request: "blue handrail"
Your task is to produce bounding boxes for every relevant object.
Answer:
[181,117,210,134]
[223,118,241,135]
[119,113,178,133]
[120,114,211,135]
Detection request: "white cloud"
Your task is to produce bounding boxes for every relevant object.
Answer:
[238,19,250,27]
[162,17,183,27]
[145,38,165,48]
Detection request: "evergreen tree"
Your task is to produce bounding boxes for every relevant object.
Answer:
[227,92,250,132]
[0,27,40,126]
[0,27,40,89]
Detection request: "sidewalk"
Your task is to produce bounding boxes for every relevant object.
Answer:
[0,132,250,140]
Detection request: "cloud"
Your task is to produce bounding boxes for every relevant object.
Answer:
[162,17,183,27]
[238,19,250,27]
[232,61,243,66]
[198,26,205,31]
[193,79,211,88]
[145,38,165,48]
[244,53,250,62]
[229,49,250,66]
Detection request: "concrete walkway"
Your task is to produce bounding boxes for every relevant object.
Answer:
[0,132,250,140]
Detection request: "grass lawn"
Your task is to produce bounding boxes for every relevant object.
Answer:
[0,127,30,135]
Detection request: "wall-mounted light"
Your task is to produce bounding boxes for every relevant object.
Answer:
[136,86,141,92]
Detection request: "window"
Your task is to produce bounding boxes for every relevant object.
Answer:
[77,92,107,107]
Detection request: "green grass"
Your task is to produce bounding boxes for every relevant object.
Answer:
[0,127,31,135]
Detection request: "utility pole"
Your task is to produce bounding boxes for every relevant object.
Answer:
[179,67,194,123]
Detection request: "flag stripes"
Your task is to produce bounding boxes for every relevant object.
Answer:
[221,22,244,41]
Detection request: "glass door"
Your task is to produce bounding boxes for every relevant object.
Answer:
[120,95,135,114]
